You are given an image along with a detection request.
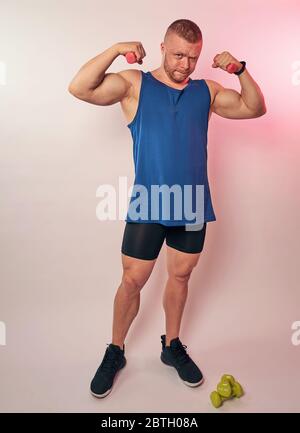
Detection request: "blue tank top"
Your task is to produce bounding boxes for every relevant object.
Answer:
[125,70,216,227]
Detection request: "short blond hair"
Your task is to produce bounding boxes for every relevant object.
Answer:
[165,19,202,43]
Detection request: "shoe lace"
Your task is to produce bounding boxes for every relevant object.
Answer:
[171,342,191,367]
[99,345,121,375]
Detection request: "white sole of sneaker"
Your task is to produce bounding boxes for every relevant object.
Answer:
[161,358,204,387]
[182,376,205,387]
[90,388,112,398]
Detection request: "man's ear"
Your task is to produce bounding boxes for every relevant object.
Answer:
[160,42,164,54]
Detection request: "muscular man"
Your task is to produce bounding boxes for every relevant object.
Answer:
[68,19,266,398]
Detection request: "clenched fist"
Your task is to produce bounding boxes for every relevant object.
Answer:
[115,41,146,64]
[212,51,243,73]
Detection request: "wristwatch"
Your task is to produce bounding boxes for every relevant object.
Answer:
[234,61,246,75]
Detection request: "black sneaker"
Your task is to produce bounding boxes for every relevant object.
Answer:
[160,335,204,387]
[90,343,126,398]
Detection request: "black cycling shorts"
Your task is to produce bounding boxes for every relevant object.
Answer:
[121,222,207,260]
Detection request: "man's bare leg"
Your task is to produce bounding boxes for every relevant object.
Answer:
[163,246,201,346]
[111,253,157,348]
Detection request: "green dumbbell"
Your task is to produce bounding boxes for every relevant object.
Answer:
[210,379,232,408]
[221,374,244,398]
[210,374,244,408]
[210,388,233,408]
[217,378,232,398]
[232,381,244,398]
[221,374,235,386]
[221,374,244,397]
[210,391,223,408]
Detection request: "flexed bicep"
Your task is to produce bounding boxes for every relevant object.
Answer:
[212,82,257,119]
[71,71,133,106]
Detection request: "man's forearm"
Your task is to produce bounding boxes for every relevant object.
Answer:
[68,44,120,93]
[238,67,267,114]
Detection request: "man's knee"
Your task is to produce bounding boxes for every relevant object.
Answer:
[170,270,192,284]
[121,272,145,296]
[168,261,197,284]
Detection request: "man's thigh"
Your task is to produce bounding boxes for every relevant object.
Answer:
[165,223,207,279]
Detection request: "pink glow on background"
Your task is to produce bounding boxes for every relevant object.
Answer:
[0,0,299,413]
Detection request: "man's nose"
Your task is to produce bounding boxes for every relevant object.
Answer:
[181,58,190,70]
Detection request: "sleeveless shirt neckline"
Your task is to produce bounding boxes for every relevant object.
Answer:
[147,71,192,91]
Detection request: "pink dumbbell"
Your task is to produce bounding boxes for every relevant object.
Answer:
[125,52,137,64]
[226,63,239,73]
